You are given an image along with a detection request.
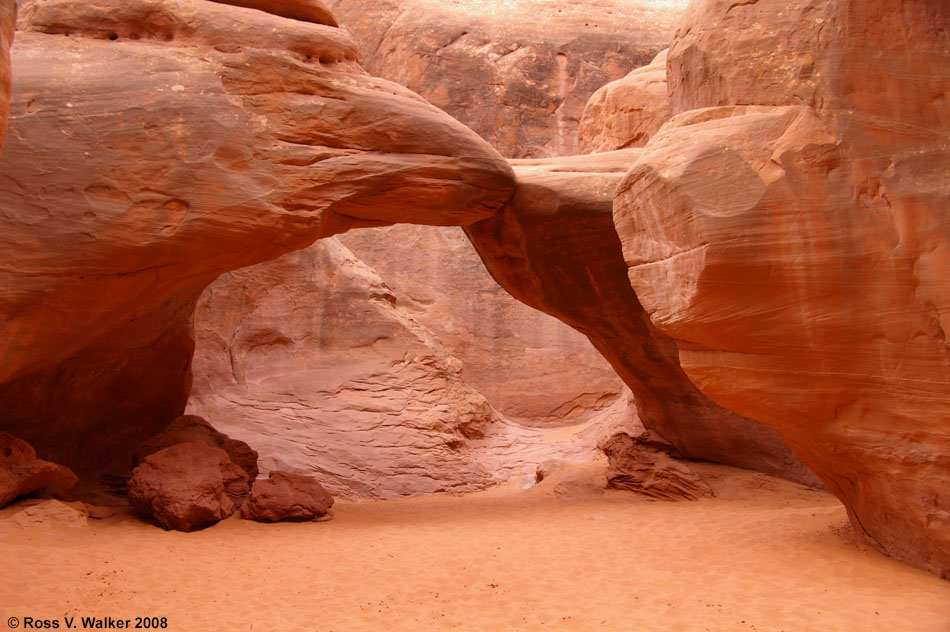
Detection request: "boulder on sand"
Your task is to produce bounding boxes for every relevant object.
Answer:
[127,441,249,531]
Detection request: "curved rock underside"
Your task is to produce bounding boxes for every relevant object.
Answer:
[335,226,626,426]
[206,0,338,26]
[615,0,950,576]
[466,151,819,487]
[303,1,684,441]
[0,0,514,474]
[188,236,639,498]
[324,0,686,159]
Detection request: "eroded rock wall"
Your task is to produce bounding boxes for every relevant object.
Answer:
[337,226,625,426]
[615,0,950,575]
[188,234,644,498]
[0,0,513,476]
[188,238,500,498]
[325,0,685,159]
[0,0,14,150]
[467,152,819,485]
[578,49,670,154]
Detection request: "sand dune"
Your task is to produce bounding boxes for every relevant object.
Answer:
[1,465,947,632]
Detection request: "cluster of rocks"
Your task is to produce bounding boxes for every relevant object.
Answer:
[1,417,334,532]
[128,416,334,531]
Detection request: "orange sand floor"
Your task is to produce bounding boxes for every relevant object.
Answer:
[1,464,948,632]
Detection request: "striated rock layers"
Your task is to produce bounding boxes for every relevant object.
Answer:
[0,0,513,476]
[0,0,13,150]
[615,0,950,575]
[602,431,713,502]
[336,226,625,426]
[467,151,819,486]
[325,0,685,159]
[188,238,501,498]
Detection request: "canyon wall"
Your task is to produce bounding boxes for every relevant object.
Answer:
[188,236,637,498]
[0,0,13,149]
[324,0,685,159]
[615,0,950,576]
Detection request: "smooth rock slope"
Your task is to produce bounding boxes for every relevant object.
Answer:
[616,0,950,575]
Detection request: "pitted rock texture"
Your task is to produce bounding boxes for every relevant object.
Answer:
[0,432,78,507]
[466,152,819,486]
[134,415,259,481]
[127,441,249,531]
[241,471,334,522]
[338,225,625,426]
[579,48,670,154]
[0,0,513,476]
[603,431,713,501]
[325,0,686,158]
[615,0,950,576]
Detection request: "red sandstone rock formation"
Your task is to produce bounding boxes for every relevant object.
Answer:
[325,0,685,158]
[294,0,666,438]
[0,432,77,507]
[0,499,89,535]
[467,151,819,486]
[337,225,625,426]
[127,441,249,531]
[0,0,13,150]
[615,0,950,576]
[0,0,513,476]
[188,239,500,498]
[188,235,639,498]
[602,431,713,501]
[241,471,334,522]
[134,415,259,481]
[578,49,670,154]
[208,0,338,26]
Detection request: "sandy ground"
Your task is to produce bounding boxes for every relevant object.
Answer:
[1,464,947,632]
